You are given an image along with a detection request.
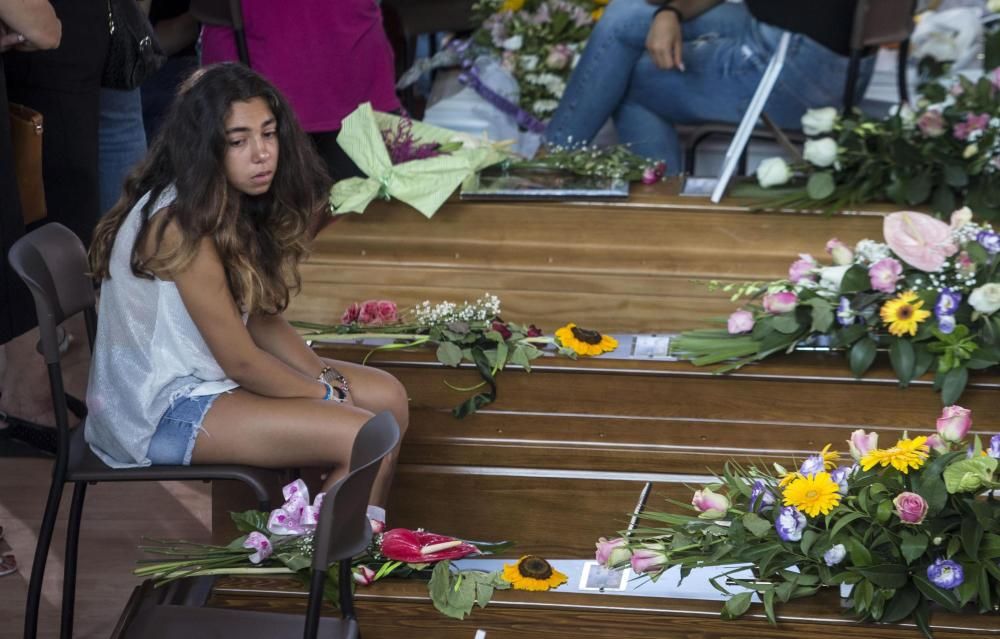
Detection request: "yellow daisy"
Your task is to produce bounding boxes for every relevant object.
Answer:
[880,291,931,337]
[817,443,840,470]
[502,555,568,591]
[778,471,803,488]
[860,436,929,474]
[591,7,605,20]
[782,472,842,517]
[500,0,524,11]
[555,323,618,356]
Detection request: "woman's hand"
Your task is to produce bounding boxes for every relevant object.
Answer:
[646,10,685,71]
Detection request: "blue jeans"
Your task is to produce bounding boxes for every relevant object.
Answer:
[147,393,223,465]
[546,0,874,173]
[98,87,147,215]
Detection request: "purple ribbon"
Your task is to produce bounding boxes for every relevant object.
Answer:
[449,39,548,135]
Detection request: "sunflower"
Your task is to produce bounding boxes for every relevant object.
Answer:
[501,555,568,591]
[861,436,930,474]
[880,291,931,337]
[555,323,618,356]
[782,472,842,517]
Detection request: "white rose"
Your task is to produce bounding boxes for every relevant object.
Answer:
[950,206,973,228]
[969,283,1000,314]
[801,107,838,136]
[803,138,839,168]
[501,35,523,51]
[819,265,851,292]
[890,103,916,129]
[756,157,791,188]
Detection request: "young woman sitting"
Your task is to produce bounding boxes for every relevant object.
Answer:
[86,63,409,512]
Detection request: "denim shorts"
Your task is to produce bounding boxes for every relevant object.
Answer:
[147,393,223,465]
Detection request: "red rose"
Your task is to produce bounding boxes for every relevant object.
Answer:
[526,324,543,338]
[491,320,512,340]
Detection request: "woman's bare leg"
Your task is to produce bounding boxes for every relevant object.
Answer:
[323,359,409,506]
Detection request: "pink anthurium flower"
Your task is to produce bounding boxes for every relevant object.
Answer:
[883,211,958,272]
[379,528,481,563]
[243,532,273,564]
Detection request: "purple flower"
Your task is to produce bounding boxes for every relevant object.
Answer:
[829,466,851,494]
[938,314,957,334]
[823,544,847,566]
[978,230,1000,255]
[788,254,817,284]
[935,289,962,317]
[988,434,1000,459]
[749,479,776,512]
[836,297,857,326]
[775,507,807,542]
[799,455,826,476]
[927,558,964,590]
[727,310,755,334]
[868,257,903,293]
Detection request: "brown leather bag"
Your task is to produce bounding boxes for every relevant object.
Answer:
[8,102,47,225]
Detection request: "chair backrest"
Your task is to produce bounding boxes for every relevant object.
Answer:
[852,0,918,50]
[312,411,401,569]
[8,223,96,366]
[188,0,250,65]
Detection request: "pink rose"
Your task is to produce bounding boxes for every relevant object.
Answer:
[341,302,362,325]
[641,167,658,184]
[893,492,928,525]
[595,537,630,567]
[357,299,398,326]
[788,254,817,283]
[883,211,958,272]
[926,433,951,454]
[847,429,878,461]
[691,487,729,519]
[917,110,945,138]
[375,300,398,324]
[630,547,668,574]
[727,310,755,334]
[936,405,972,443]
[825,239,854,266]
[868,257,903,293]
[762,291,798,314]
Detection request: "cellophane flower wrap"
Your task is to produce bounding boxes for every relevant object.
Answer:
[134,479,515,620]
[598,409,1000,637]
[330,102,507,218]
[673,208,1000,406]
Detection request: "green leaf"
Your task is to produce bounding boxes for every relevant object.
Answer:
[436,342,463,367]
[831,511,866,539]
[275,550,311,573]
[230,509,270,534]
[880,585,920,623]
[889,339,916,387]
[721,591,753,620]
[770,313,801,334]
[800,530,819,557]
[876,498,894,524]
[802,298,834,333]
[900,530,929,565]
[848,564,908,589]
[914,574,962,612]
[742,512,773,538]
[940,365,969,406]
[905,175,932,205]
[762,589,776,625]
[849,337,878,378]
[961,516,984,558]
[840,266,871,294]
[807,171,836,199]
[943,164,969,187]
[846,537,873,567]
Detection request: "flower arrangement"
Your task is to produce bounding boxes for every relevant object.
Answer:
[511,143,667,183]
[597,407,1000,637]
[754,68,1000,219]
[136,479,525,620]
[330,103,508,218]
[470,0,607,121]
[294,294,617,417]
[672,208,1000,406]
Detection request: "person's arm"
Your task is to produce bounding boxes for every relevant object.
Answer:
[166,224,328,400]
[645,0,723,71]
[0,0,61,51]
[246,312,327,379]
[154,13,198,56]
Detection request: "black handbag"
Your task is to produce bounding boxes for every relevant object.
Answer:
[101,0,167,90]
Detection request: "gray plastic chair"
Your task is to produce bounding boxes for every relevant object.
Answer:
[8,223,279,639]
[115,411,401,639]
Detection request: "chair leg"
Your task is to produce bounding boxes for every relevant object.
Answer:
[60,482,87,639]
[24,479,66,639]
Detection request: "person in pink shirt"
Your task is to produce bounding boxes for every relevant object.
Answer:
[201,0,401,181]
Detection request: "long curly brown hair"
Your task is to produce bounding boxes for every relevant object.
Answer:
[89,63,330,314]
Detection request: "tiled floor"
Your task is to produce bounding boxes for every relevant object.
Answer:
[0,459,213,639]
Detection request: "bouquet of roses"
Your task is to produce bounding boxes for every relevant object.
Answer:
[597,407,1000,637]
[753,67,1000,218]
[673,208,1000,406]
[294,294,618,417]
[470,0,607,122]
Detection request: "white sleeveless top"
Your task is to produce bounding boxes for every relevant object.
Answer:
[86,186,241,468]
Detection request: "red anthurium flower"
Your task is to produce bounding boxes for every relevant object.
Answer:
[379,528,480,563]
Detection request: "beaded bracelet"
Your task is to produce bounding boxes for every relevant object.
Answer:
[318,366,350,402]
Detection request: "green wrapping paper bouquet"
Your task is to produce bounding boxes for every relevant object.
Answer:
[330,102,509,218]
